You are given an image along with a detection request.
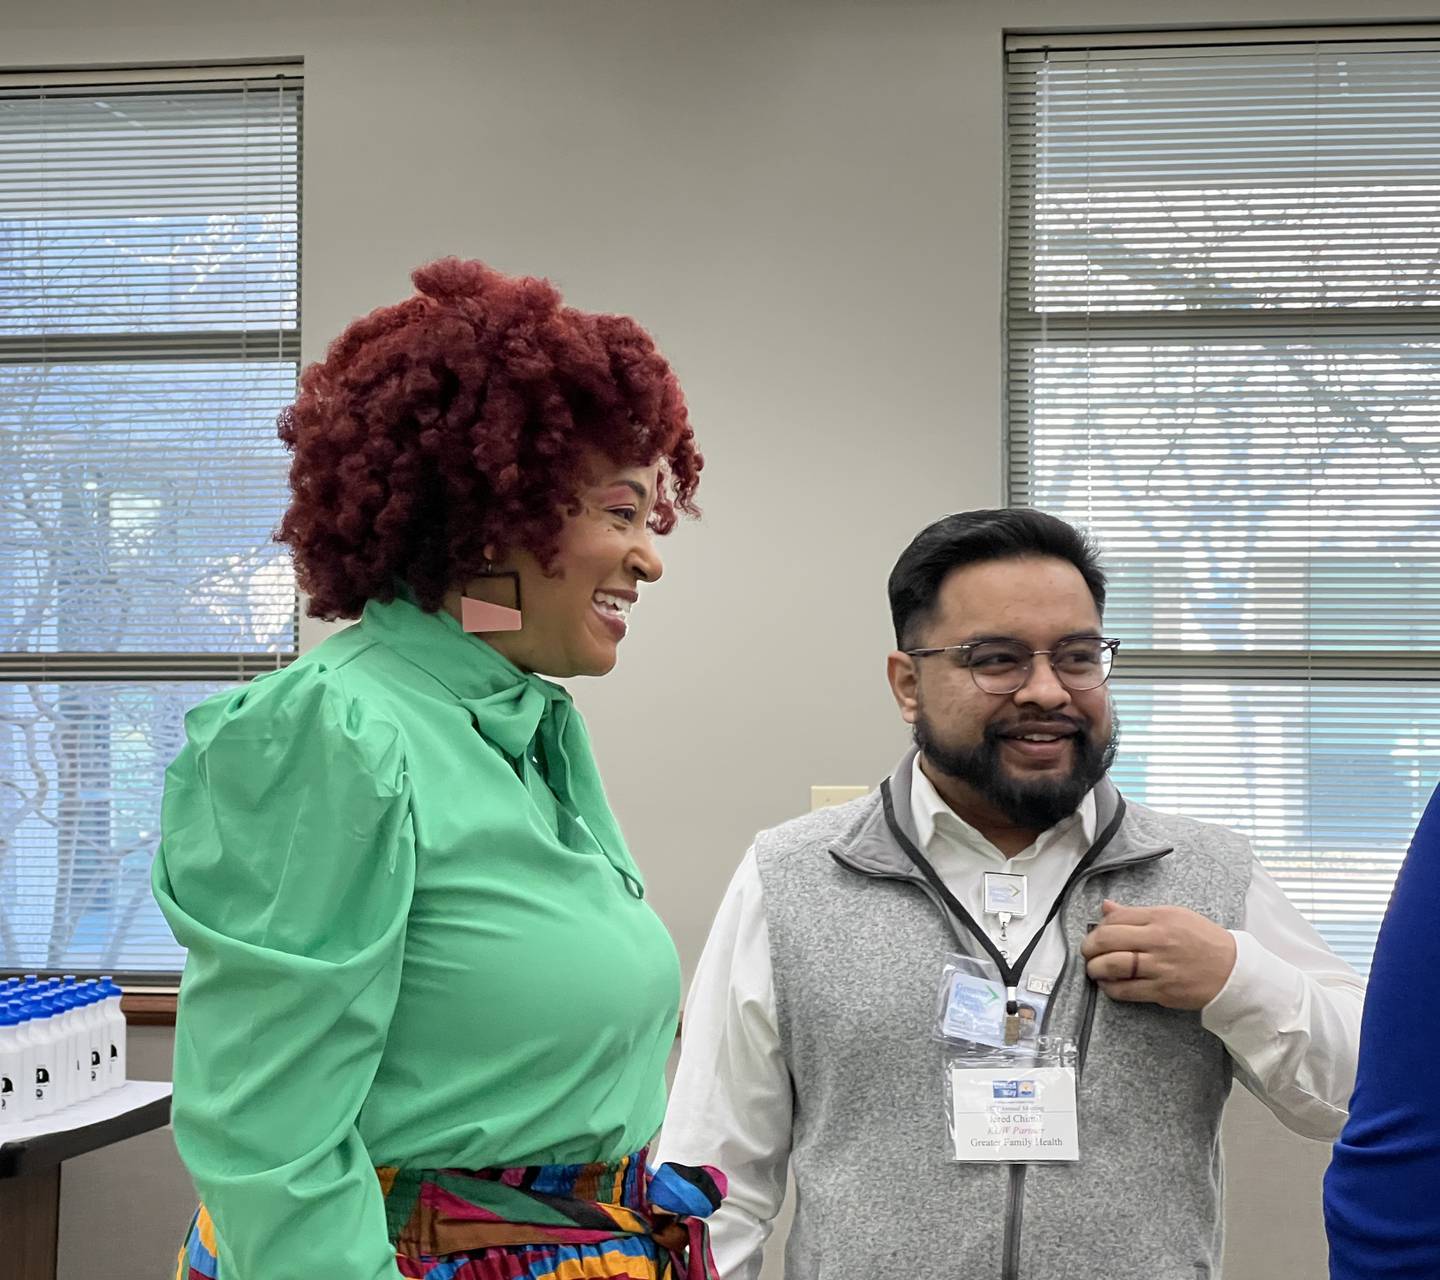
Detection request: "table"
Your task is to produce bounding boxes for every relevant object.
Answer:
[0,1081,173,1280]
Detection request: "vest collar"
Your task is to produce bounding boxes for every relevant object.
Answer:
[832,747,1172,882]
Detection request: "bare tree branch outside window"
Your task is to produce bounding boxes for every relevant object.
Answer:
[1006,38,1440,972]
[0,73,301,978]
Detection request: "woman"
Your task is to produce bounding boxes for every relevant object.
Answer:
[153,258,723,1280]
[1325,781,1440,1278]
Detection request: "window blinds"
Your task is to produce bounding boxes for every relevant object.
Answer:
[1006,34,1440,972]
[0,70,301,978]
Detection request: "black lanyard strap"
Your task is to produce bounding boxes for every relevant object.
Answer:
[880,775,1127,1014]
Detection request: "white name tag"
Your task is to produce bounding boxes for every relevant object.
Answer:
[983,872,1028,917]
[948,1065,1079,1162]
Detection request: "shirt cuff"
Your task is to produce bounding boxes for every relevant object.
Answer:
[1200,929,1300,1049]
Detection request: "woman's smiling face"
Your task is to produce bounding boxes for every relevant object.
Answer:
[452,460,665,678]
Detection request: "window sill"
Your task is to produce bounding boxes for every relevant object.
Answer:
[121,990,177,1026]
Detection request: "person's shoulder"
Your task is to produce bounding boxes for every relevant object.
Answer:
[158,642,417,951]
[1126,799,1254,879]
[1128,798,1251,849]
[754,791,881,869]
[178,643,404,794]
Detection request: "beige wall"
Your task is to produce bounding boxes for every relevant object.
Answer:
[2,0,1406,1275]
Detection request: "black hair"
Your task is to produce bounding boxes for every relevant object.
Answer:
[887,508,1106,648]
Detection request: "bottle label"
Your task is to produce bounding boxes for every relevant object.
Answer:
[35,1063,50,1101]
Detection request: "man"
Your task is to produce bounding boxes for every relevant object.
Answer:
[660,509,1364,1280]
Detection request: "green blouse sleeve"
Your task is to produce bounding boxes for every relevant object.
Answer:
[153,662,415,1280]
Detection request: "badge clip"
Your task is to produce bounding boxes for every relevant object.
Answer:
[1003,984,1021,1046]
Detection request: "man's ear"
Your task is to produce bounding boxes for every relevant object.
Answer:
[887,650,921,725]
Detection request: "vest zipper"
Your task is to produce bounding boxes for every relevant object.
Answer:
[830,840,1175,1280]
[995,845,1174,1278]
[1066,848,1172,1085]
[1076,979,1100,1082]
[1003,1165,1026,1280]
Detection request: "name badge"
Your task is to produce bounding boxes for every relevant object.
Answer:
[948,1065,1079,1162]
[941,970,1050,1050]
[984,872,1028,918]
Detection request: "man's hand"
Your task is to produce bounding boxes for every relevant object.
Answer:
[1080,899,1238,1010]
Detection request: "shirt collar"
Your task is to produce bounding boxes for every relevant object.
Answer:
[910,757,1098,865]
[359,588,569,708]
[357,590,646,896]
[358,591,573,764]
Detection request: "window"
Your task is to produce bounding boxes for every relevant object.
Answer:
[1006,30,1440,973]
[0,67,302,981]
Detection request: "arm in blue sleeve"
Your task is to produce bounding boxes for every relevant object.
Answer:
[1326,781,1440,1278]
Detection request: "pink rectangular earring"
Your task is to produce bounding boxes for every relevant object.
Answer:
[461,564,523,633]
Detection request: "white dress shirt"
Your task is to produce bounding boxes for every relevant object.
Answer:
[658,767,1367,1280]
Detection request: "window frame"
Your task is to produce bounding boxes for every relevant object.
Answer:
[1002,25,1440,972]
[0,64,304,1001]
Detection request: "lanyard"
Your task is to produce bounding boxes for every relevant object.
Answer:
[879,776,1126,1022]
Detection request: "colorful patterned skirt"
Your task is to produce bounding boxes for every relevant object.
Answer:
[175,1151,725,1280]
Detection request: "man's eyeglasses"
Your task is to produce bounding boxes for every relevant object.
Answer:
[903,636,1121,695]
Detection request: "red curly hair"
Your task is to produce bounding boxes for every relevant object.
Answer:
[276,258,702,619]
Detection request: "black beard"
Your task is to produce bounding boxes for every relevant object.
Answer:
[914,710,1119,831]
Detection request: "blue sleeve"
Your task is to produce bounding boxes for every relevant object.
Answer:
[1326,781,1440,1278]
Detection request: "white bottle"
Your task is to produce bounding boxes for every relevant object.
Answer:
[48,986,74,1113]
[6,1001,39,1124]
[66,981,97,1104]
[60,977,88,1105]
[54,984,82,1110]
[0,1003,26,1126]
[24,994,58,1118]
[99,977,126,1091]
[8,996,38,1117]
[79,982,107,1098]
[45,987,70,1113]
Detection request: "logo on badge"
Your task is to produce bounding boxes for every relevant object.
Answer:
[992,1079,1037,1100]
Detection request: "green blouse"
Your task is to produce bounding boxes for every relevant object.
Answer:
[153,594,681,1279]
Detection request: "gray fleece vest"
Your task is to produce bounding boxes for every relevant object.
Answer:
[755,750,1252,1280]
